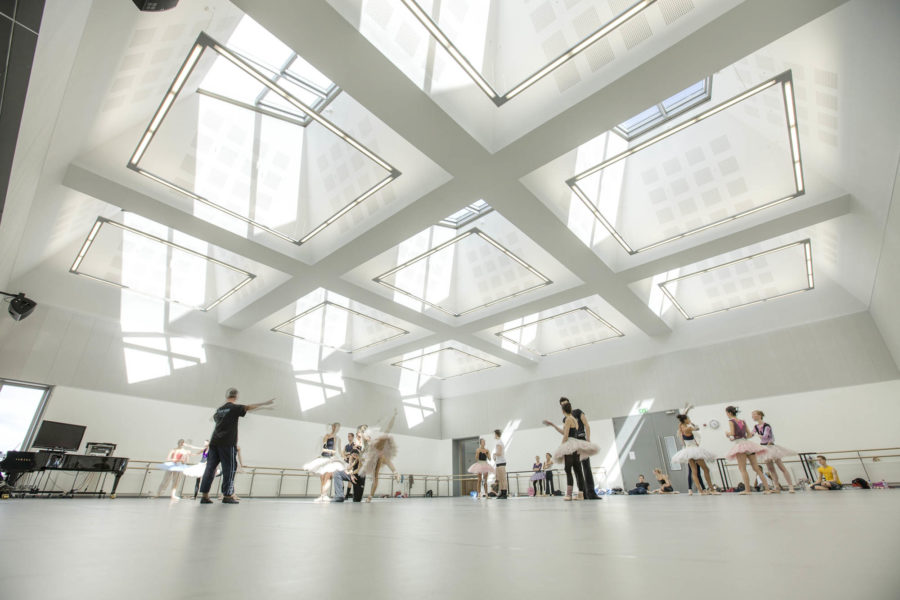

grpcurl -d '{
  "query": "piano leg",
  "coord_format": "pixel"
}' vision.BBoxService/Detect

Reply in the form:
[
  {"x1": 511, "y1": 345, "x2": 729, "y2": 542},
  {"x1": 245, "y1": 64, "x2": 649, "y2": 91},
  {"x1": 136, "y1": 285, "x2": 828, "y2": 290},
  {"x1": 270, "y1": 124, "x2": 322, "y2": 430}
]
[{"x1": 110, "y1": 472, "x2": 123, "y2": 499}]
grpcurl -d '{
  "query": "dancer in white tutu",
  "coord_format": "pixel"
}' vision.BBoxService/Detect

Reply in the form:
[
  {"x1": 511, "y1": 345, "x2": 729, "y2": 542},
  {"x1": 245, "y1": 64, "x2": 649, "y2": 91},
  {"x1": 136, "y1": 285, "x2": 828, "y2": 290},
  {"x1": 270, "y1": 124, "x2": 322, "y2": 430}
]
[
  {"x1": 725, "y1": 406, "x2": 772, "y2": 495},
  {"x1": 156, "y1": 439, "x2": 202, "y2": 499},
  {"x1": 467, "y1": 439, "x2": 494, "y2": 498},
  {"x1": 363, "y1": 410, "x2": 400, "y2": 502},
  {"x1": 670, "y1": 407, "x2": 720, "y2": 496},
  {"x1": 751, "y1": 410, "x2": 796, "y2": 493},
  {"x1": 544, "y1": 402, "x2": 599, "y2": 501},
  {"x1": 303, "y1": 423, "x2": 346, "y2": 503}
]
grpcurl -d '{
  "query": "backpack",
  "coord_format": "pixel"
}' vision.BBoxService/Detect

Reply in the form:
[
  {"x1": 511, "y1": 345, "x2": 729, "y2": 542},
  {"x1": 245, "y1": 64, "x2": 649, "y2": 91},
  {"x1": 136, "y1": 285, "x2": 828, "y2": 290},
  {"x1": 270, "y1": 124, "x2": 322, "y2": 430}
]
[{"x1": 851, "y1": 478, "x2": 870, "y2": 489}]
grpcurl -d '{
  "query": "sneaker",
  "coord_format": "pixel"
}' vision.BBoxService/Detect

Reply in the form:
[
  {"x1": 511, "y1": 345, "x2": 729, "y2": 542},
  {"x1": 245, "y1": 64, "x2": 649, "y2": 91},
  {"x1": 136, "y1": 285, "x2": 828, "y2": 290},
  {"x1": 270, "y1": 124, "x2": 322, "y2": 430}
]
[
  {"x1": 199, "y1": 497, "x2": 213, "y2": 504},
  {"x1": 222, "y1": 497, "x2": 240, "y2": 504}
]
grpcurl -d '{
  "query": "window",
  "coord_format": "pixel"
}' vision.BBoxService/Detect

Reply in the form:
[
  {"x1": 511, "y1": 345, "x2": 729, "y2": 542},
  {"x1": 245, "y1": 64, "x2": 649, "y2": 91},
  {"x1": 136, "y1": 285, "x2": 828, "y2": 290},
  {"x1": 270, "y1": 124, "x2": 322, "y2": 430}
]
[
  {"x1": 614, "y1": 78, "x2": 712, "y2": 140},
  {"x1": 437, "y1": 199, "x2": 493, "y2": 229},
  {"x1": 252, "y1": 53, "x2": 341, "y2": 126},
  {"x1": 0, "y1": 379, "x2": 52, "y2": 453}
]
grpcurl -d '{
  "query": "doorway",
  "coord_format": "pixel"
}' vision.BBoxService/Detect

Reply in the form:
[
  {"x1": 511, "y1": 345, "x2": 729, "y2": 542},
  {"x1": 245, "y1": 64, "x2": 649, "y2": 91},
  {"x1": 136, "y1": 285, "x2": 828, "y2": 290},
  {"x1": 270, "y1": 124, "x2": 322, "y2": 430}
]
[
  {"x1": 452, "y1": 437, "x2": 480, "y2": 497},
  {"x1": 613, "y1": 410, "x2": 696, "y2": 493}
]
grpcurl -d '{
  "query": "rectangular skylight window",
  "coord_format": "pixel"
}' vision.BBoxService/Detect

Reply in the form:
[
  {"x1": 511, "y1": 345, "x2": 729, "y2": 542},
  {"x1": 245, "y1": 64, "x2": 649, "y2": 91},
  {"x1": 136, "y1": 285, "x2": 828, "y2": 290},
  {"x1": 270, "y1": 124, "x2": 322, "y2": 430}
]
[
  {"x1": 271, "y1": 300, "x2": 409, "y2": 352},
  {"x1": 400, "y1": 0, "x2": 657, "y2": 106},
  {"x1": 614, "y1": 78, "x2": 712, "y2": 140},
  {"x1": 496, "y1": 307, "x2": 623, "y2": 356},
  {"x1": 569, "y1": 71, "x2": 804, "y2": 254},
  {"x1": 374, "y1": 228, "x2": 552, "y2": 317},
  {"x1": 392, "y1": 346, "x2": 499, "y2": 379},
  {"x1": 127, "y1": 32, "x2": 400, "y2": 246},
  {"x1": 69, "y1": 217, "x2": 255, "y2": 311},
  {"x1": 437, "y1": 199, "x2": 494, "y2": 229},
  {"x1": 658, "y1": 239, "x2": 814, "y2": 319}
]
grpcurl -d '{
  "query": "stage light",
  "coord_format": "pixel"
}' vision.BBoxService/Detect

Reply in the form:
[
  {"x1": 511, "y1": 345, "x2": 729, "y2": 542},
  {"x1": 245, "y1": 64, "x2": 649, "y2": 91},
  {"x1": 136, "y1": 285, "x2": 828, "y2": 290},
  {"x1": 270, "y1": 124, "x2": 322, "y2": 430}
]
[{"x1": 1, "y1": 291, "x2": 37, "y2": 321}]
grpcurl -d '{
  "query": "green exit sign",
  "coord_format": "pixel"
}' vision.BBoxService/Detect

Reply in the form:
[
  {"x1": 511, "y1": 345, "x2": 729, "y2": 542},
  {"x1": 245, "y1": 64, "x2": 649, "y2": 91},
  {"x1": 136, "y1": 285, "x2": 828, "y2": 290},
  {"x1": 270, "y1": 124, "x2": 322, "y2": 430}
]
[{"x1": 638, "y1": 408, "x2": 648, "y2": 414}]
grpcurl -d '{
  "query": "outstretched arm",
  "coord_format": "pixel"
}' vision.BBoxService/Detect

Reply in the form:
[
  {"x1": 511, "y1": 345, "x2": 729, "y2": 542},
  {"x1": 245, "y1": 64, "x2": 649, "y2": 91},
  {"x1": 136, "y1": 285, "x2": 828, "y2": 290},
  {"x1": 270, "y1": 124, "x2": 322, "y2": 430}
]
[
  {"x1": 542, "y1": 420, "x2": 564, "y2": 435},
  {"x1": 246, "y1": 398, "x2": 276, "y2": 412},
  {"x1": 383, "y1": 409, "x2": 398, "y2": 434}
]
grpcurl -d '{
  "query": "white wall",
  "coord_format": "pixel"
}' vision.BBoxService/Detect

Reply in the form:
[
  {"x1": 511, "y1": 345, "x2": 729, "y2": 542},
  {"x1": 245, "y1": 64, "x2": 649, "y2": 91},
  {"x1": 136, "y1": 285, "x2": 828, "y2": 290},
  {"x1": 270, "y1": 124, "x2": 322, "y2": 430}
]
[{"x1": 870, "y1": 162, "x2": 900, "y2": 370}]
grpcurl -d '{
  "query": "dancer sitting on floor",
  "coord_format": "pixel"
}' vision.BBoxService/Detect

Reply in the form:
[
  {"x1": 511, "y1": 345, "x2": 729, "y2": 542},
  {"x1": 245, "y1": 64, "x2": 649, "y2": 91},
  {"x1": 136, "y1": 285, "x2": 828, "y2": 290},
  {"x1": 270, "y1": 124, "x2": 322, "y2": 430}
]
[
  {"x1": 531, "y1": 456, "x2": 545, "y2": 497},
  {"x1": 809, "y1": 455, "x2": 842, "y2": 491},
  {"x1": 725, "y1": 406, "x2": 772, "y2": 495},
  {"x1": 670, "y1": 405, "x2": 719, "y2": 496},
  {"x1": 628, "y1": 474, "x2": 651, "y2": 495},
  {"x1": 363, "y1": 410, "x2": 400, "y2": 502},
  {"x1": 467, "y1": 438, "x2": 494, "y2": 499},
  {"x1": 651, "y1": 468, "x2": 678, "y2": 494},
  {"x1": 545, "y1": 401, "x2": 599, "y2": 501},
  {"x1": 751, "y1": 410, "x2": 796, "y2": 493},
  {"x1": 303, "y1": 422, "x2": 347, "y2": 503}
]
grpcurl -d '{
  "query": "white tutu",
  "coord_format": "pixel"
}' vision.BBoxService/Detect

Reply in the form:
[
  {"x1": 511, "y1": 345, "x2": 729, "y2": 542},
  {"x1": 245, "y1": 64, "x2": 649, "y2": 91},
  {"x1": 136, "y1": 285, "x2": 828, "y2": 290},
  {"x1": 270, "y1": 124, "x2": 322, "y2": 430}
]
[
  {"x1": 552, "y1": 439, "x2": 600, "y2": 462},
  {"x1": 157, "y1": 461, "x2": 188, "y2": 472},
  {"x1": 467, "y1": 461, "x2": 495, "y2": 475},
  {"x1": 671, "y1": 446, "x2": 717, "y2": 464},
  {"x1": 182, "y1": 462, "x2": 211, "y2": 478},
  {"x1": 530, "y1": 472, "x2": 545, "y2": 481},
  {"x1": 759, "y1": 444, "x2": 796, "y2": 461},
  {"x1": 370, "y1": 434, "x2": 398, "y2": 461},
  {"x1": 726, "y1": 440, "x2": 768, "y2": 460},
  {"x1": 303, "y1": 456, "x2": 346, "y2": 475}
]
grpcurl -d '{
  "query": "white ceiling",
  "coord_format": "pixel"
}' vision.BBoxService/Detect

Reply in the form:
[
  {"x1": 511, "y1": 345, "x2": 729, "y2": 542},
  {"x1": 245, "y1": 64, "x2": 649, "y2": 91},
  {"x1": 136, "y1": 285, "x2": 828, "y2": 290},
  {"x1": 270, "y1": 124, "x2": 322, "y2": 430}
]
[{"x1": 3, "y1": 0, "x2": 899, "y2": 398}]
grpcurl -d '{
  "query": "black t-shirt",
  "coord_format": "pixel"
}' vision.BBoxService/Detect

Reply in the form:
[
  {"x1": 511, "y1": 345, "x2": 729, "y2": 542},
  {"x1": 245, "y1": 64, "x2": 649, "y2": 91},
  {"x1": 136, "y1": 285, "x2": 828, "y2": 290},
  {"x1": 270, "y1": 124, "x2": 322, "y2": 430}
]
[
  {"x1": 636, "y1": 481, "x2": 650, "y2": 490},
  {"x1": 572, "y1": 408, "x2": 587, "y2": 439},
  {"x1": 209, "y1": 402, "x2": 247, "y2": 446}
]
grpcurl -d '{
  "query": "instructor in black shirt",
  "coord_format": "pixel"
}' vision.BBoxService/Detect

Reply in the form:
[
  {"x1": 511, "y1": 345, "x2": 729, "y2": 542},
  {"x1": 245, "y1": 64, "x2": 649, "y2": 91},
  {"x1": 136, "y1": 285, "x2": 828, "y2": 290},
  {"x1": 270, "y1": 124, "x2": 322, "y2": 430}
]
[{"x1": 199, "y1": 388, "x2": 274, "y2": 505}]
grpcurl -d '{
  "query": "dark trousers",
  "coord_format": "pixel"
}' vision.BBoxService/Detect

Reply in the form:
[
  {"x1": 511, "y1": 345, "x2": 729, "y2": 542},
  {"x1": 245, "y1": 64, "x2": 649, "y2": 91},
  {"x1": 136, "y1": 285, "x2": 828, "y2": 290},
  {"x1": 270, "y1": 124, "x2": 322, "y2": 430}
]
[
  {"x1": 200, "y1": 444, "x2": 236, "y2": 496},
  {"x1": 581, "y1": 456, "x2": 598, "y2": 498},
  {"x1": 352, "y1": 475, "x2": 366, "y2": 502},
  {"x1": 688, "y1": 464, "x2": 706, "y2": 490},
  {"x1": 564, "y1": 454, "x2": 585, "y2": 493},
  {"x1": 533, "y1": 477, "x2": 543, "y2": 495},
  {"x1": 544, "y1": 471, "x2": 556, "y2": 495}
]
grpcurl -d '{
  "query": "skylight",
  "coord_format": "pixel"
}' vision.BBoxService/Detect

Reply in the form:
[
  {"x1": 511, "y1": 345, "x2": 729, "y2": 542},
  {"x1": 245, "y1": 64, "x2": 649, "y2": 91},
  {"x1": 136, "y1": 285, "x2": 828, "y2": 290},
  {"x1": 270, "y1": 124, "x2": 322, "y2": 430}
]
[
  {"x1": 437, "y1": 199, "x2": 493, "y2": 229},
  {"x1": 614, "y1": 78, "x2": 712, "y2": 140},
  {"x1": 252, "y1": 53, "x2": 341, "y2": 126}
]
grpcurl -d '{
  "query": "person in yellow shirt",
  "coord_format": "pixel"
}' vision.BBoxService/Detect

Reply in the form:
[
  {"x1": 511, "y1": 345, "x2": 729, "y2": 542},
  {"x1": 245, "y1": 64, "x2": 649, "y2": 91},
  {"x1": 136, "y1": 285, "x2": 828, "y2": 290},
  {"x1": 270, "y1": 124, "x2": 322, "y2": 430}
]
[{"x1": 810, "y1": 455, "x2": 842, "y2": 490}]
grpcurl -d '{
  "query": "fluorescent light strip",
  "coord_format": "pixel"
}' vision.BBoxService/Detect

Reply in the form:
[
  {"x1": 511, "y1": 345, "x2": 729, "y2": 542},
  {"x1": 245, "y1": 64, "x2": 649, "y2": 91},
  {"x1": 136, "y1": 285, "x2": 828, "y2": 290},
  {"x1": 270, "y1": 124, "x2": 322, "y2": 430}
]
[
  {"x1": 298, "y1": 173, "x2": 398, "y2": 243},
  {"x1": 391, "y1": 347, "x2": 500, "y2": 379},
  {"x1": 69, "y1": 217, "x2": 255, "y2": 311},
  {"x1": 659, "y1": 239, "x2": 814, "y2": 319},
  {"x1": 495, "y1": 306, "x2": 624, "y2": 356},
  {"x1": 197, "y1": 88, "x2": 311, "y2": 127},
  {"x1": 377, "y1": 230, "x2": 476, "y2": 280},
  {"x1": 568, "y1": 72, "x2": 804, "y2": 254},
  {"x1": 271, "y1": 300, "x2": 409, "y2": 352}
]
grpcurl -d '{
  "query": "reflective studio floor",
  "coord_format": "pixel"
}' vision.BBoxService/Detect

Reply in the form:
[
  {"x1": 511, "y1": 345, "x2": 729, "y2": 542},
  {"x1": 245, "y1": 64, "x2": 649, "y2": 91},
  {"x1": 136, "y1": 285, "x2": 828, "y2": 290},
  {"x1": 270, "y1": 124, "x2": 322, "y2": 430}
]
[{"x1": 2, "y1": 491, "x2": 899, "y2": 600}]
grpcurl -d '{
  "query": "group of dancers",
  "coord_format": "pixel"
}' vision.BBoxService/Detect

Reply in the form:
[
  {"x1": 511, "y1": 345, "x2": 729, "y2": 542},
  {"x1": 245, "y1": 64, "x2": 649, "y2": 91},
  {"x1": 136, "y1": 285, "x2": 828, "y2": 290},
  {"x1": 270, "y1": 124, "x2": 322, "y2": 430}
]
[{"x1": 302, "y1": 410, "x2": 400, "y2": 503}]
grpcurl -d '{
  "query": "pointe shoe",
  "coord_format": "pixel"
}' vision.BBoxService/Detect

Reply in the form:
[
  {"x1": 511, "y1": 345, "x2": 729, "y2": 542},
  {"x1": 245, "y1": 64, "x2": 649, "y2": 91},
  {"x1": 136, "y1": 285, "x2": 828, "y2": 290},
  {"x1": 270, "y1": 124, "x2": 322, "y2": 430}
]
[
  {"x1": 563, "y1": 496, "x2": 573, "y2": 501},
  {"x1": 365, "y1": 497, "x2": 372, "y2": 503},
  {"x1": 577, "y1": 492, "x2": 584, "y2": 500},
  {"x1": 788, "y1": 487, "x2": 796, "y2": 494},
  {"x1": 688, "y1": 490, "x2": 694, "y2": 496}
]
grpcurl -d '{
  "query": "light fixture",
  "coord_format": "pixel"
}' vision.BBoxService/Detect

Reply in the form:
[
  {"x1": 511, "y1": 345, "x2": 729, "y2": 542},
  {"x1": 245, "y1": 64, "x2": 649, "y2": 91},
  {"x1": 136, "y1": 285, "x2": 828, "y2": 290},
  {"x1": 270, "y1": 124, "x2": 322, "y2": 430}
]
[
  {"x1": 127, "y1": 32, "x2": 401, "y2": 246},
  {"x1": 657, "y1": 239, "x2": 814, "y2": 320},
  {"x1": 1, "y1": 291, "x2": 37, "y2": 321},
  {"x1": 495, "y1": 306, "x2": 623, "y2": 356},
  {"x1": 400, "y1": 0, "x2": 656, "y2": 106},
  {"x1": 567, "y1": 71, "x2": 804, "y2": 254},
  {"x1": 271, "y1": 300, "x2": 409, "y2": 352},
  {"x1": 391, "y1": 346, "x2": 500, "y2": 379},
  {"x1": 69, "y1": 217, "x2": 256, "y2": 311},
  {"x1": 373, "y1": 228, "x2": 552, "y2": 317}
]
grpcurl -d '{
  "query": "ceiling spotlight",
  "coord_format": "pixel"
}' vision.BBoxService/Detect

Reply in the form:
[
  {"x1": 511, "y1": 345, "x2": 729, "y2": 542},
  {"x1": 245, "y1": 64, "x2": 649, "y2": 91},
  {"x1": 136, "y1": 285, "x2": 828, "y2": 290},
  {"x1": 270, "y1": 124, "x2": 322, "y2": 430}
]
[{"x1": 1, "y1": 291, "x2": 37, "y2": 321}]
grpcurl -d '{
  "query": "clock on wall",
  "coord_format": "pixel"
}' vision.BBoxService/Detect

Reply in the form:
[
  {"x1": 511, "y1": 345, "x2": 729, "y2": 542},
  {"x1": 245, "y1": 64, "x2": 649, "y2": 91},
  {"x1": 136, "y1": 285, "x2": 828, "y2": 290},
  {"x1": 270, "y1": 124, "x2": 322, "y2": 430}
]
[{"x1": 708, "y1": 419, "x2": 720, "y2": 430}]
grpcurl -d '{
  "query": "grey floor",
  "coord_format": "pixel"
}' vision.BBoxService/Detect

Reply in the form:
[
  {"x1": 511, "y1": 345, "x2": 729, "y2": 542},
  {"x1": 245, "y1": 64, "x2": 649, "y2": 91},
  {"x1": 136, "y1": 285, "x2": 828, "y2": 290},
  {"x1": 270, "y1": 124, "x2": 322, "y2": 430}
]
[{"x1": 2, "y1": 491, "x2": 899, "y2": 600}]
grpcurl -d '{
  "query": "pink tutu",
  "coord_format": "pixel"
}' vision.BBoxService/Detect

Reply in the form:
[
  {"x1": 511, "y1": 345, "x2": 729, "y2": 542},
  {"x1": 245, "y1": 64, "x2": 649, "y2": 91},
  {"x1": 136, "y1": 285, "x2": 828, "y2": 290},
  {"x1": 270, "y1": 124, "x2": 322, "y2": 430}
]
[
  {"x1": 759, "y1": 444, "x2": 796, "y2": 461},
  {"x1": 552, "y1": 439, "x2": 600, "y2": 462},
  {"x1": 726, "y1": 440, "x2": 768, "y2": 460},
  {"x1": 468, "y1": 461, "x2": 495, "y2": 475},
  {"x1": 530, "y1": 472, "x2": 545, "y2": 481}
]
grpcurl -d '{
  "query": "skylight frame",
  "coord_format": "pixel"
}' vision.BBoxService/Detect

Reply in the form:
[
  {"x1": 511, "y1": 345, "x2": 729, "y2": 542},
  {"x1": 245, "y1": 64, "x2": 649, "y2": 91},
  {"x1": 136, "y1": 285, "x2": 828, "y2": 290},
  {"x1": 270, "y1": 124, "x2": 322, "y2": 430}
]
[
  {"x1": 270, "y1": 300, "x2": 410, "y2": 352},
  {"x1": 69, "y1": 217, "x2": 256, "y2": 312},
  {"x1": 399, "y1": 0, "x2": 657, "y2": 107},
  {"x1": 250, "y1": 51, "x2": 342, "y2": 127},
  {"x1": 373, "y1": 228, "x2": 553, "y2": 317},
  {"x1": 495, "y1": 307, "x2": 624, "y2": 356},
  {"x1": 567, "y1": 71, "x2": 805, "y2": 255},
  {"x1": 613, "y1": 77, "x2": 712, "y2": 140},
  {"x1": 127, "y1": 32, "x2": 400, "y2": 246},
  {"x1": 657, "y1": 239, "x2": 814, "y2": 320},
  {"x1": 391, "y1": 347, "x2": 500, "y2": 379},
  {"x1": 437, "y1": 200, "x2": 494, "y2": 229}
]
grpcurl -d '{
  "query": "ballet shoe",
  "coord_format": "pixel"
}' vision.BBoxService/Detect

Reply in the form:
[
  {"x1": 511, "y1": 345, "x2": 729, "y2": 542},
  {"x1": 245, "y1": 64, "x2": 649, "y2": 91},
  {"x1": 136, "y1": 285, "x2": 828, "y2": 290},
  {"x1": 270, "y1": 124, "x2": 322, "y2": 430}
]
[
  {"x1": 738, "y1": 491, "x2": 750, "y2": 495},
  {"x1": 563, "y1": 496, "x2": 573, "y2": 501},
  {"x1": 688, "y1": 490, "x2": 693, "y2": 496},
  {"x1": 788, "y1": 487, "x2": 796, "y2": 494}
]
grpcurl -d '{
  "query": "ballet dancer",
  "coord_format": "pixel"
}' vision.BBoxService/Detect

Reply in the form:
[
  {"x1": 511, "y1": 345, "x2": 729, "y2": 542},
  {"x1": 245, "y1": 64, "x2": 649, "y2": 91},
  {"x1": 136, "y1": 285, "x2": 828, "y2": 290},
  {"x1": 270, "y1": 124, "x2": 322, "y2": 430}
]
[
  {"x1": 544, "y1": 402, "x2": 599, "y2": 501},
  {"x1": 543, "y1": 453, "x2": 555, "y2": 496},
  {"x1": 303, "y1": 423, "x2": 347, "y2": 503},
  {"x1": 342, "y1": 431, "x2": 356, "y2": 500},
  {"x1": 198, "y1": 388, "x2": 274, "y2": 505},
  {"x1": 156, "y1": 439, "x2": 201, "y2": 499},
  {"x1": 467, "y1": 438, "x2": 494, "y2": 498},
  {"x1": 492, "y1": 429, "x2": 508, "y2": 499},
  {"x1": 751, "y1": 410, "x2": 796, "y2": 493},
  {"x1": 670, "y1": 406, "x2": 719, "y2": 495},
  {"x1": 559, "y1": 397, "x2": 600, "y2": 500},
  {"x1": 531, "y1": 456, "x2": 545, "y2": 497},
  {"x1": 724, "y1": 406, "x2": 772, "y2": 495},
  {"x1": 363, "y1": 410, "x2": 400, "y2": 502},
  {"x1": 651, "y1": 468, "x2": 677, "y2": 494}
]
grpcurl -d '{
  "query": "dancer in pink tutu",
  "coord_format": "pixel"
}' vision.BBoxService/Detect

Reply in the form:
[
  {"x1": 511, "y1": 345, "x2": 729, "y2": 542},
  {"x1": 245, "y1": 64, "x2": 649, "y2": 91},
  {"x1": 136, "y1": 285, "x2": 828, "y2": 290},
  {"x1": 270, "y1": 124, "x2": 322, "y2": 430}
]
[
  {"x1": 544, "y1": 402, "x2": 599, "y2": 501},
  {"x1": 670, "y1": 406, "x2": 720, "y2": 495},
  {"x1": 751, "y1": 410, "x2": 796, "y2": 493},
  {"x1": 303, "y1": 423, "x2": 346, "y2": 503},
  {"x1": 467, "y1": 438, "x2": 494, "y2": 498},
  {"x1": 725, "y1": 406, "x2": 772, "y2": 494},
  {"x1": 363, "y1": 410, "x2": 400, "y2": 502}
]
